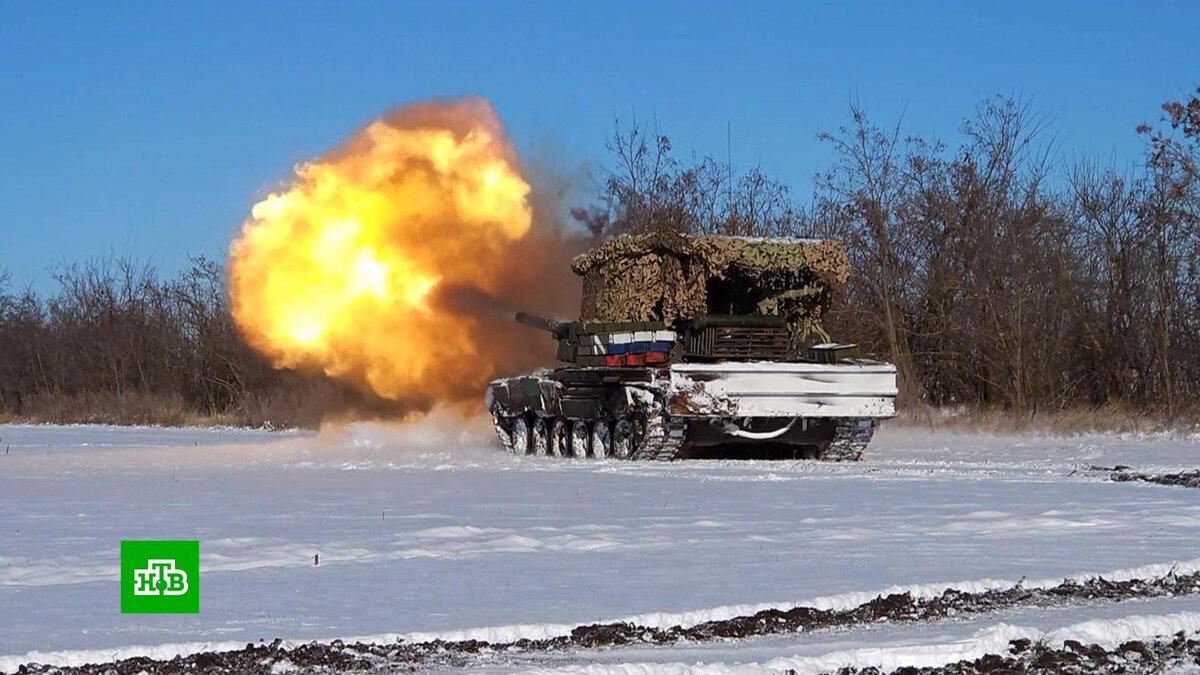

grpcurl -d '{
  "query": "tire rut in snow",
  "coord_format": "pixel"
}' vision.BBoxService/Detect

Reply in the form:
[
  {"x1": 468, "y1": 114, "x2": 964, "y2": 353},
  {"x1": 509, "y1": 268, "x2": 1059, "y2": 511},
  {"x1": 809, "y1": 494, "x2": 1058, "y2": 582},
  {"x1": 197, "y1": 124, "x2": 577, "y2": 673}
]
[
  {"x1": 834, "y1": 631, "x2": 1200, "y2": 675},
  {"x1": 15, "y1": 570, "x2": 1200, "y2": 674}
]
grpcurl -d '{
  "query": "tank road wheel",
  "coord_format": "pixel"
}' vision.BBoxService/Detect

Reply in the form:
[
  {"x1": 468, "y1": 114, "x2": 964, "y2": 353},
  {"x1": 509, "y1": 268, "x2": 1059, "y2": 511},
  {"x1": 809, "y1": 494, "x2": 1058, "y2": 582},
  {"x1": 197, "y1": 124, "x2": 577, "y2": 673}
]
[
  {"x1": 549, "y1": 418, "x2": 570, "y2": 457},
  {"x1": 591, "y1": 421, "x2": 612, "y2": 459},
  {"x1": 530, "y1": 416, "x2": 550, "y2": 456},
  {"x1": 510, "y1": 415, "x2": 531, "y2": 456},
  {"x1": 611, "y1": 418, "x2": 635, "y2": 459},
  {"x1": 569, "y1": 420, "x2": 590, "y2": 458},
  {"x1": 549, "y1": 417, "x2": 573, "y2": 454}
]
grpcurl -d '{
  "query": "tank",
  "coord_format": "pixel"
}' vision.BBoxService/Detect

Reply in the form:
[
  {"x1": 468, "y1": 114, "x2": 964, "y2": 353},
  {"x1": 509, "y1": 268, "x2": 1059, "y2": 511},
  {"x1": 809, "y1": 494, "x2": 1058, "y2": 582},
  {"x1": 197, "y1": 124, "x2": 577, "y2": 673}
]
[{"x1": 486, "y1": 233, "x2": 898, "y2": 460}]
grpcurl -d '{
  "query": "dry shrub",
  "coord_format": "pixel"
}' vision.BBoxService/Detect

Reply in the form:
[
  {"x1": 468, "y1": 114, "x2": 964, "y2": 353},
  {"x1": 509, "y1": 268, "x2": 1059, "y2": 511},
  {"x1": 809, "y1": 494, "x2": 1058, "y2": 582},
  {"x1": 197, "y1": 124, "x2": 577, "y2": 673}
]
[{"x1": 16, "y1": 391, "x2": 235, "y2": 427}]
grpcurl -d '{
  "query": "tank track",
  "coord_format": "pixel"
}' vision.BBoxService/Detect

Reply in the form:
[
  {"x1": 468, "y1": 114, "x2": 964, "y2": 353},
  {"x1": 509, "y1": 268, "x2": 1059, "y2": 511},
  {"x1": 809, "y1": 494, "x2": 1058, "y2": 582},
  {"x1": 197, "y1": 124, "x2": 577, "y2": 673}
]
[
  {"x1": 631, "y1": 413, "x2": 688, "y2": 461},
  {"x1": 823, "y1": 417, "x2": 875, "y2": 461},
  {"x1": 493, "y1": 411, "x2": 874, "y2": 462},
  {"x1": 491, "y1": 414, "x2": 515, "y2": 454}
]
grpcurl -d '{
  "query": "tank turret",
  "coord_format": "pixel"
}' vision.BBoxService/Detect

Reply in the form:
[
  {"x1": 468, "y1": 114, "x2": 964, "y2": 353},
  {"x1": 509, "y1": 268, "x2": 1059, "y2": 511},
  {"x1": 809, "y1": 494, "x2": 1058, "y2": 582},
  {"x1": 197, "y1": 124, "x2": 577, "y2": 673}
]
[{"x1": 514, "y1": 310, "x2": 678, "y2": 367}]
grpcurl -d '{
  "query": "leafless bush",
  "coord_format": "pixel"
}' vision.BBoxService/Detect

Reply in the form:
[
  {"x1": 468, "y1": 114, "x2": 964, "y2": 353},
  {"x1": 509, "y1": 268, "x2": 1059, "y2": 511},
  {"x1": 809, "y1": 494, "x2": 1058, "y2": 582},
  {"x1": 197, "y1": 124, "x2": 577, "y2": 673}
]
[
  {"x1": 573, "y1": 117, "x2": 805, "y2": 239},
  {"x1": 0, "y1": 256, "x2": 375, "y2": 428}
]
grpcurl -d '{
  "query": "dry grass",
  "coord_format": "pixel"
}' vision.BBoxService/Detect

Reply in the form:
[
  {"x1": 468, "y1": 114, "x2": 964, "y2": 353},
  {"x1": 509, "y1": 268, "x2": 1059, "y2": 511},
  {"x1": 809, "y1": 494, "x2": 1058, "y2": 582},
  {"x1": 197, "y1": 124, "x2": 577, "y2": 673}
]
[
  {"x1": 897, "y1": 403, "x2": 1200, "y2": 437},
  {"x1": 12, "y1": 391, "x2": 247, "y2": 428},
  {"x1": 7, "y1": 390, "x2": 330, "y2": 429},
  {"x1": 2, "y1": 379, "x2": 416, "y2": 430}
]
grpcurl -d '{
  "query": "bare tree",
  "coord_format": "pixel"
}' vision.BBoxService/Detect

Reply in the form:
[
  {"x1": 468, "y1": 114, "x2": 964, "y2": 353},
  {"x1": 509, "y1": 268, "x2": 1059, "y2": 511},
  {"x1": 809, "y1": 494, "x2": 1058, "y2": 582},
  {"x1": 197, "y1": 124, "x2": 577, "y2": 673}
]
[
  {"x1": 813, "y1": 102, "x2": 921, "y2": 403},
  {"x1": 578, "y1": 118, "x2": 806, "y2": 240}
]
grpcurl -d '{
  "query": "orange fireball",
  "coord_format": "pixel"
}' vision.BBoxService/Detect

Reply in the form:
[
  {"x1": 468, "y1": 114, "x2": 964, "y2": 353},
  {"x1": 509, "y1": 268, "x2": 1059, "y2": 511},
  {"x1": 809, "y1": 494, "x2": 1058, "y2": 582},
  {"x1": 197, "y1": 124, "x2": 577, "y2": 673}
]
[{"x1": 228, "y1": 98, "x2": 532, "y2": 405}]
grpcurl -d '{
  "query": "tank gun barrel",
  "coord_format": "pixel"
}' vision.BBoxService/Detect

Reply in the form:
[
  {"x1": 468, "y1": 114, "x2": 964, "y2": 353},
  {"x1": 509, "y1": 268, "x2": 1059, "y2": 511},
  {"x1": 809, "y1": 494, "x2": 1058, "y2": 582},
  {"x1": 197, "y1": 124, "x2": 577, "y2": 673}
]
[{"x1": 515, "y1": 312, "x2": 571, "y2": 338}]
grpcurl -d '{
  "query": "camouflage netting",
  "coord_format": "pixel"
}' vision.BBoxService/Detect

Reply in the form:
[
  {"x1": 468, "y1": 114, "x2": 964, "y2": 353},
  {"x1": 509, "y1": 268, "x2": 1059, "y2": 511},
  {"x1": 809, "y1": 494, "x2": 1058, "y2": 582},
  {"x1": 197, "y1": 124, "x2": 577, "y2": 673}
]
[{"x1": 571, "y1": 233, "x2": 850, "y2": 339}]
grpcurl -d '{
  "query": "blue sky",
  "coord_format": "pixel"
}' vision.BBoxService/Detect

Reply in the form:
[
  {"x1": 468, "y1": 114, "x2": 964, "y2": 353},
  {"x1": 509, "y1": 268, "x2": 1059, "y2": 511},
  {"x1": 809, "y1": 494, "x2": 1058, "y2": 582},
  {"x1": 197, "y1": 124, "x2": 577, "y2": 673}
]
[{"x1": 1, "y1": 1, "x2": 1197, "y2": 289}]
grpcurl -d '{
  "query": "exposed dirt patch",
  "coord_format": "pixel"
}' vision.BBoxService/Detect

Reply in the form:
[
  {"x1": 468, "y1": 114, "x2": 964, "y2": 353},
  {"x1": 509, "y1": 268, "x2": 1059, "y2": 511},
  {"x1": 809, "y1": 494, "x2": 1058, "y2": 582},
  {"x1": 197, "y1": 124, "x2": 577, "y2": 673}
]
[
  {"x1": 1112, "y1": 468, "x2": 1200, "y2": 489},
  {"x1": 832, "y1": 631, "x2": 1200, "y2": 674},
  {"x1": 15, "y1": 571, "x2": 1200, "y2": 674}
]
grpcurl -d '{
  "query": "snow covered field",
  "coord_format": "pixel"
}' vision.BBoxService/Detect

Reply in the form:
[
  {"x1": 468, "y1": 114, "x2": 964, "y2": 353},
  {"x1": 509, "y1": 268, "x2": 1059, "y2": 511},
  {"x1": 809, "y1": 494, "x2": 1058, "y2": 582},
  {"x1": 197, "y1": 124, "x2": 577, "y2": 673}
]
[{"x1": 1, "y1": 419, "x2": 1199, "y2": 672}]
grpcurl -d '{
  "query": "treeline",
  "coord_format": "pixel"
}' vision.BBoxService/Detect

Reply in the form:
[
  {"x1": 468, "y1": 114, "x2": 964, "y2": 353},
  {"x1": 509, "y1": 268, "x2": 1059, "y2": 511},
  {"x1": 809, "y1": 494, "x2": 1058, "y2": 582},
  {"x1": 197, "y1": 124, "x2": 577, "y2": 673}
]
[
  {"x1": 581, "y1": 88, "x2": 1200, "y2": 416},
  {"x1": 2, "y1": 88, "x2": 1197, "y2": 426},
  {"x1": 0, "y1": 257, "x2": 370, "y2": 427}
]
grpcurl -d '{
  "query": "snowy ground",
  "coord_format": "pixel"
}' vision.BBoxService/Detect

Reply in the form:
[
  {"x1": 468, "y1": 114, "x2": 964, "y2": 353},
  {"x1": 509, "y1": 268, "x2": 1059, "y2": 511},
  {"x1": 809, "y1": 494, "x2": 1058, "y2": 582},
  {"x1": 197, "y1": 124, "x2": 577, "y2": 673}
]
[
  {"x1": 464, "y1": 596, "x2": 1200, "y2": 674},
  {"x1": 1, "y1": 419, "x2": 1198, "y2": 672}
]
